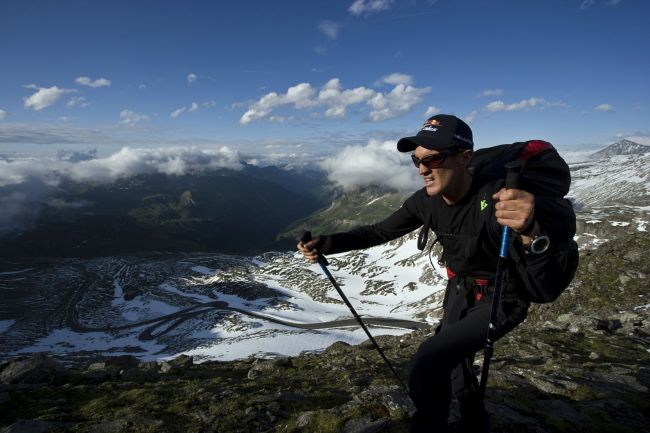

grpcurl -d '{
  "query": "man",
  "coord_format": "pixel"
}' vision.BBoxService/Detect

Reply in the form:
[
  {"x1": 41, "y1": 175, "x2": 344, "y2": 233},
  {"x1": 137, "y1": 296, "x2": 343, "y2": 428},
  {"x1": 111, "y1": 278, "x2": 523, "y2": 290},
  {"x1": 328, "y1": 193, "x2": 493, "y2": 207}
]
[{"x1": 297, "y1": 114, "x2": 575, "y2": 432}]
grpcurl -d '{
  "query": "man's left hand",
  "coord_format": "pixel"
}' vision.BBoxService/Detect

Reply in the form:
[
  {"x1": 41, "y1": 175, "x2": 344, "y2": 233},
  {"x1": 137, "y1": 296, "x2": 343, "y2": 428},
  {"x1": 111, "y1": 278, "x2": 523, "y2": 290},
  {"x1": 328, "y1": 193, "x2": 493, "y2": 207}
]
[{"x1": 492, "y1": 188, "x2": 535, "y2": 233}]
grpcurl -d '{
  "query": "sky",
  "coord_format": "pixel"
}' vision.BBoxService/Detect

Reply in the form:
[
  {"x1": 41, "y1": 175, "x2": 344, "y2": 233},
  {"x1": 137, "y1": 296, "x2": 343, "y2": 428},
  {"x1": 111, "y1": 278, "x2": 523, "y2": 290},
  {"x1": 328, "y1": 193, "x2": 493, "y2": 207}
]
[{"x1": 0, "y1": 0, "x2": 648, "y2": 164}]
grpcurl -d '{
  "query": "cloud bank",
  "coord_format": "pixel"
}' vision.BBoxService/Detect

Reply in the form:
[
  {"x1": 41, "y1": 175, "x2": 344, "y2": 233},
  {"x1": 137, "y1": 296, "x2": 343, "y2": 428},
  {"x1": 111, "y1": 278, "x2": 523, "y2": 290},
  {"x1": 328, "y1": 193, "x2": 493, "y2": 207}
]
[
  {"x1": 0, "y1": 146, "x2": 243, "y2": 188},
  {"x1": 0, "y1": 146, "x2": 244, "y2": 234},
  {"x1": 240, "y1": 76, "x2": 430, "y2": 125},
  {"x1": 320, "y1": 139, "x2": 420, "y2": 192}
]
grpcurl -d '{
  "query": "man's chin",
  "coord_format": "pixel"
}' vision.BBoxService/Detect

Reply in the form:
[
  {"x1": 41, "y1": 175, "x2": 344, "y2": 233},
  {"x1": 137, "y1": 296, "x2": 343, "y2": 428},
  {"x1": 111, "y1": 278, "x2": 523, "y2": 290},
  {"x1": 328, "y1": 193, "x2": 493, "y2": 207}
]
[{"x1": 425, "y1": 185, "x2": 440, "y2": 197}]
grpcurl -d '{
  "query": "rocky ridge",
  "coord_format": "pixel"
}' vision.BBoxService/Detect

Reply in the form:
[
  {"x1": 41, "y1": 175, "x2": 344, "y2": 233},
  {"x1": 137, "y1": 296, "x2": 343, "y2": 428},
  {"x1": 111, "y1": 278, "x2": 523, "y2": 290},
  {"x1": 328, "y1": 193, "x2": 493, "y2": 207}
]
[
  {"x1": 590, "y1": 139, "x2": 650, "y2": 158},
  {"x1": 1, "y1": 231, "x2": 648, "y2": 433}
]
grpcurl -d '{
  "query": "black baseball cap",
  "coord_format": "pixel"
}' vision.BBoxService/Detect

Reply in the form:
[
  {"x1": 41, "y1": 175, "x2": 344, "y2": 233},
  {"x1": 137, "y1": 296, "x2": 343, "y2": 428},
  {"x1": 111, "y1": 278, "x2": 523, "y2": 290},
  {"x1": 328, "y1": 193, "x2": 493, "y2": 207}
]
[{"x1": 397, "y1": 114, "x2": 473, "y2": 153}]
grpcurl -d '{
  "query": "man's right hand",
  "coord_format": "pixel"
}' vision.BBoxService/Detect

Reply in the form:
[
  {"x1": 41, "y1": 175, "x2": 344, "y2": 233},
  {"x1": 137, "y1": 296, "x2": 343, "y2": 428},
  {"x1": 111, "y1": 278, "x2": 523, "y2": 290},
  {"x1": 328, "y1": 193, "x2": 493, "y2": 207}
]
[{"x1": 297, "y1": 235, "x2": 331, "y2": 263}]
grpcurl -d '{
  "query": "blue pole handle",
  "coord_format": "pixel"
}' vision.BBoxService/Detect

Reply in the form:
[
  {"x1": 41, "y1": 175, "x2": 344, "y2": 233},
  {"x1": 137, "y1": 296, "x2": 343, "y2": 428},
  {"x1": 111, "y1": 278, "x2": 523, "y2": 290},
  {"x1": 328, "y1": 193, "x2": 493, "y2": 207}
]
[{"x1": 499, "y1": 226, "x2": 511, "y2": 258}]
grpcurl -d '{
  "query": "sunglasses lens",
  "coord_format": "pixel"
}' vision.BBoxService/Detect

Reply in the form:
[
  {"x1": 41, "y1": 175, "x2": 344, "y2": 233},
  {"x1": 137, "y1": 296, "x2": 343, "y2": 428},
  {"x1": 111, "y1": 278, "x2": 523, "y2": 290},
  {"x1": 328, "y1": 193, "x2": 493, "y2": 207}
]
[{"x1": 412, "y1": 153, "x2": 446, "y2": 168}]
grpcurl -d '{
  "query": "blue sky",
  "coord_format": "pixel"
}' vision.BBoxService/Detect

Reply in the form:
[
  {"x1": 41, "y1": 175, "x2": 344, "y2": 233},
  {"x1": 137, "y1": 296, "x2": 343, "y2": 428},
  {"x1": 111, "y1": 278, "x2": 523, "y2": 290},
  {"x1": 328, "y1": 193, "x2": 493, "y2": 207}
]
[{"x1": 0, "y1": 0, "x2": 648, "y2": 160}]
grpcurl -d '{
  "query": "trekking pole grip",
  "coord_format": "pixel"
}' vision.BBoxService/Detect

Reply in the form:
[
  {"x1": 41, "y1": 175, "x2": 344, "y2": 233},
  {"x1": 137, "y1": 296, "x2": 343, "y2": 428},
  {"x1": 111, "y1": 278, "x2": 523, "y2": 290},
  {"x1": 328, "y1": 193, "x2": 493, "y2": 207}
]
[
  {"x1": 300, "y1": 231, "x2": 329, "y2": 265},
  {"x1": 300, "y1": 231, "x2": 312, "y2": 244},
  {"x1": 504, "y1": 160, "x2": 525, "y2": 189}
]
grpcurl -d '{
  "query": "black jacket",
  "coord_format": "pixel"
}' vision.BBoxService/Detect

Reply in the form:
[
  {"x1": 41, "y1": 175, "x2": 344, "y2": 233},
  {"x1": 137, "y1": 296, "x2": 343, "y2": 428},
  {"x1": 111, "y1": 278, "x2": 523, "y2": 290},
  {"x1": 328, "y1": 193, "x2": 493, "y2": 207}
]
[{"x1": 327, "y1": 178, "x2": 578, "y2": 303}]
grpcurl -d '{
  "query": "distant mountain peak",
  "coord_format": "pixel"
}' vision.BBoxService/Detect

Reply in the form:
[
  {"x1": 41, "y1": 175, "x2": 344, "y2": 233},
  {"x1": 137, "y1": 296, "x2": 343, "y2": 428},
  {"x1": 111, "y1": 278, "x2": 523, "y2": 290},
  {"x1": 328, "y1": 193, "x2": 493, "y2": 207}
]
[{"x1": 591, "y1": 139, "x2": 650, "y2": 158}]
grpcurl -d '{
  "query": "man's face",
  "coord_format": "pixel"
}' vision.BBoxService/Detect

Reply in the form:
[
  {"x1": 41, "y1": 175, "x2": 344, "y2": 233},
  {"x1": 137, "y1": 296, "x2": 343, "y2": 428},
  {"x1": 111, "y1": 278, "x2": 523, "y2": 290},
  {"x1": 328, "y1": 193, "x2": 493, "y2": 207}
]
[{"x1": 413, "y1": 146, "x2": 465, "y2": 197}]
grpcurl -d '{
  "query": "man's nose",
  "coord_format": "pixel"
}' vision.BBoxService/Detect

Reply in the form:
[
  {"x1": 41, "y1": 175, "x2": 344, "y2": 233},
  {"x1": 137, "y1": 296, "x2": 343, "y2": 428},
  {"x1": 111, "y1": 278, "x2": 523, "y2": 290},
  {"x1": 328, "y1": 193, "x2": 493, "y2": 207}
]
[{"x1": 418, "y1": 162, "x2": 430, "y2": 175}]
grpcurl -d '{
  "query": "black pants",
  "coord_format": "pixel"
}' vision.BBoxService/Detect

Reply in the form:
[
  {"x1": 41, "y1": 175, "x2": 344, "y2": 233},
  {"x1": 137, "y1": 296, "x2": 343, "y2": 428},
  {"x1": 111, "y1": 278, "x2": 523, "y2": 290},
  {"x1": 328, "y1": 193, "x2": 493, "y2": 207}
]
[{"x1": 408, "y1": 277, "x2": 528, "y2": 432}]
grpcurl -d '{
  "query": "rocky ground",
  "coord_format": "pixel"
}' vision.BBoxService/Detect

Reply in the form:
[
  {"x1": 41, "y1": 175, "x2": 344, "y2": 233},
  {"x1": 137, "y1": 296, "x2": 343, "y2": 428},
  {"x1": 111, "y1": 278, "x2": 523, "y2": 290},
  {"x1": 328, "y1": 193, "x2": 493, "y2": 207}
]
[{"x1": 1, "y1": 231, "x2": 649, "y2": 433}]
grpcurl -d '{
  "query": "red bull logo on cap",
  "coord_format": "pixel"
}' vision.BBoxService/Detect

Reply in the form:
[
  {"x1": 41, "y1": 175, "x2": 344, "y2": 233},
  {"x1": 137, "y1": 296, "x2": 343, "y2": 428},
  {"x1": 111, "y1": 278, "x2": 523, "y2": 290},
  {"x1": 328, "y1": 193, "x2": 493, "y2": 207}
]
[{"x1": 421, "y1": 118, "x2": 442, "y2": 132}]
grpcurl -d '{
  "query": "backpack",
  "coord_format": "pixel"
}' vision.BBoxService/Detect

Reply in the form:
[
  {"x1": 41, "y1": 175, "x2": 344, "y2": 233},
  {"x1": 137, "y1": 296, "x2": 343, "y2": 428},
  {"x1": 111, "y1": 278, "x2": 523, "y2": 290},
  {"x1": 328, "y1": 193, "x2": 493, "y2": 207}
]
[
  {"x1": 468, "y1": 140, "x2": 571, "y2": 198},
  {"x1": 470, "y1": 140, "x2": 578, "y2": 303}
]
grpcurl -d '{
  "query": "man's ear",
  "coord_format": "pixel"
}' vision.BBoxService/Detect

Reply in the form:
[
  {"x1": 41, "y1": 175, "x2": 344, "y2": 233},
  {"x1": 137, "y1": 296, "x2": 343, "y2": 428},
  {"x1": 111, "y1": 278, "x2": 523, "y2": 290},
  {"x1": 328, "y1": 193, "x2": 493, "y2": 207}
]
[{"x1": 461, "y1": 150, "x2": 473, "y2": 167}]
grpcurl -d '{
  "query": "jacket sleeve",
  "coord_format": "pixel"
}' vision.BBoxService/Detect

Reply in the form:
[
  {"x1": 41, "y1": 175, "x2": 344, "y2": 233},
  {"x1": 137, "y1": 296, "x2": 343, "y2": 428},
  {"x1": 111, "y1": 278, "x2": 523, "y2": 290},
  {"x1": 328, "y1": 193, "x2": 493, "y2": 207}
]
[{"x1": 326, "y1": 190, "x2": 426, "y2": 255}]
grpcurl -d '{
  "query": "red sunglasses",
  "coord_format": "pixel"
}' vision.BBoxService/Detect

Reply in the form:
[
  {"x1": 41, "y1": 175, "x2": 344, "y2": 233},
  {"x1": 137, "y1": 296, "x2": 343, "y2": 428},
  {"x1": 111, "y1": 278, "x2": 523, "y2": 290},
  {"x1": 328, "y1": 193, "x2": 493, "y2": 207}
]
[{"x1": 410, "y1": 150, "x2": 461, "y2": 169}]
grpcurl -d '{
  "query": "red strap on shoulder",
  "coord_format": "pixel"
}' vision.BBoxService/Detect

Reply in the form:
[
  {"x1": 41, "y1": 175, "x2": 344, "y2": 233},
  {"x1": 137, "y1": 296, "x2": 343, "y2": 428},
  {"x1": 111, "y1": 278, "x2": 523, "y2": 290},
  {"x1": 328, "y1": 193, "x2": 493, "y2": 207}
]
[
  {"x1": 446, "y1": 268, "x2": 456, "y2": 280},
  {"x1": 517, "y1": 140, "x2": 553, "y2": 161}
]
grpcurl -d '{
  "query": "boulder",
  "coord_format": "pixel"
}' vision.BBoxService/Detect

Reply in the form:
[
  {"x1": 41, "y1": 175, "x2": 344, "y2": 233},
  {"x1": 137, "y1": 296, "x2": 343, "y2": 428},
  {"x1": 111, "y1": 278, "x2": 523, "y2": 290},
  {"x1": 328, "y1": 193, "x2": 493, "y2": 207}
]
[
  {"x1": 0, "y1": 354, "x2": 67, "y2": 385},
  {"x1": 160, "y1": 354, "x2": 194, "y2": 373},
  {"x1": 247, "y1": 357, "x2": 293, "y2": 380}
]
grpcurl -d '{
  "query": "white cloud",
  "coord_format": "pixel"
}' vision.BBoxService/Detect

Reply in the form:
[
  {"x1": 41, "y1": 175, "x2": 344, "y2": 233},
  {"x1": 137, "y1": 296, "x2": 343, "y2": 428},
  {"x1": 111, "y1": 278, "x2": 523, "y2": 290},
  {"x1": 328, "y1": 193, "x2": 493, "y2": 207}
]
[
  {"x1": 480, "y1": 89, "x2": 503, "y2": 97},
  {"x1": 240, "y1": 82, "x2": 317, "y2": 125},
  {"x1": 120, "y1": 109, "x2": 150, "y2": 125},
  {"x1": 424, "y1": 106, "x2": 441, "y2": 117},
  {"x1": 187, "y1": 73, "x2": 197, "y2": 84},
  {"x1": 319, "y1": 21, "x2": 340, "y2": 39},
  {"x1": 66, "y1": 96, "x2": 89, "y2": 108},
  {"x1": 320, "y1": 139, "x2": 420, "y2": 191},
  {"x1": 380, "y1": 73, "x2": 413, "y2": 86},
  {"x1": 367, "y1": 84, "x2": 431, "y2": 122},
  {"x1": 75, "y1": 76, "x2": 111, "y2": 88},
  {"x1": 240, "y1": 78, "x2": 430, "y2": 124},
  {"x1": 349, "y1": 0, "x2": 392, "y2": 15},
  {"x1": 485, "y1": 97, "x2": 549, "y2": 112},
  {"x1": 464, "y1": 111, "x2": 477, "y2": 124},
  {"x1": 172, "y1": 101, "x2": 211, "y2": 117},
  {"x1": 171, "y1": 107, "x2": 187, "y2": 118},
  {"x1": 318, "y1": 78, "x2": 376, "y2": 119},
  {"x1": 269, "y1": 115, "x2": 287, "y2": 123},
  {"x1": 23, "y1": 85, "x2": 76, "y2": 110},
  {"x1": 0, "y1": 146, "x2": 243, "y2": 188},
  {"x1": 594, "y1": 103, "x2": 615, "y2": 112},
  {"x1": 66, "y1": 146, "x2": 242, "y2": 181},
  {"x1": 0, "y1": 109, "x2": 7, "y2": 120}
]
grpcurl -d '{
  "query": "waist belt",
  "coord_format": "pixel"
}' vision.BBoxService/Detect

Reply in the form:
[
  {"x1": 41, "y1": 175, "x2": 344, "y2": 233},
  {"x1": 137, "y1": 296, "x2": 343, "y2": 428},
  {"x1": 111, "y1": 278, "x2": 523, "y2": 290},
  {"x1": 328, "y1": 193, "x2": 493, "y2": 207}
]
[
  {"x1": 446, "y1": 267, "x2": 493, "y2": 301},
  {"x1": 446, "y1": 267, "x2": 492, "y2": 285}
]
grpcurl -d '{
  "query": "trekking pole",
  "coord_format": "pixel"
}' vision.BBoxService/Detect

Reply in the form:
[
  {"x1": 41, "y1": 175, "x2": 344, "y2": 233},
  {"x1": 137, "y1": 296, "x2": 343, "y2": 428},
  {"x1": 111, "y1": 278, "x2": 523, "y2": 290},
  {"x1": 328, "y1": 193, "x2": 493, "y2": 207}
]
[
  {"x1": 478, "y1": 161, "x2": 525, "y2": 401},
  {"x1": 301, "y1": 232, "x2": 409, "y2": 393}
]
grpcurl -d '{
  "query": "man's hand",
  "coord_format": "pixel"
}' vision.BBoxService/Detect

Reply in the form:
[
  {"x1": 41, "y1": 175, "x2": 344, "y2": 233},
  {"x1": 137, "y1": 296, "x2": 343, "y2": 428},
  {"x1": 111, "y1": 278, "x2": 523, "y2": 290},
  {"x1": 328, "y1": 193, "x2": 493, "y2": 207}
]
[
  {"x1": 492, "y1": 188, "x2": 535, "y2": 233},
  {"x1": 297, "y1": 236, "x2": 332, "y2": 264}
]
